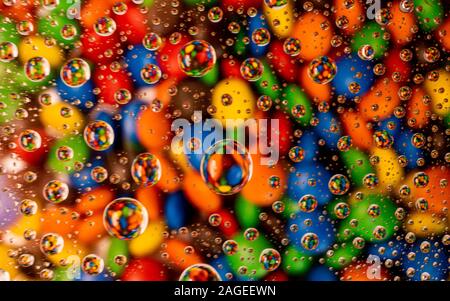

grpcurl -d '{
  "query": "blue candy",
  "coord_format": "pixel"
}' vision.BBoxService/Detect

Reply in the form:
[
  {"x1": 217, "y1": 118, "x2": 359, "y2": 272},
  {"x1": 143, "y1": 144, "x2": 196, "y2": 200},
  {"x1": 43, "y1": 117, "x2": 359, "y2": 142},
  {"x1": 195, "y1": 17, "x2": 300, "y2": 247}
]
[
  {"x1": 124, "y1": 45, "x2": 158, "y2": 87},
  {"x1": 332, "y1": 54, "x2": 375, "y2": 97}
]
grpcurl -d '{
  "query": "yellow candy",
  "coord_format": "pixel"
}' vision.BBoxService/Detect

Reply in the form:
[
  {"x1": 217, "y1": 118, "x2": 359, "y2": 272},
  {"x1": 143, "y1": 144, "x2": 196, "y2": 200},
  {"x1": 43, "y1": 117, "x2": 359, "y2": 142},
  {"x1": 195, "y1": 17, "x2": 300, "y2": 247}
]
[
  {"x1": 9, "y1": 211, "x2": 42, "y2": 237},
  {"x1": 211, "y1": 78, "x2": 255, "y2": 126},
  {"x1": 0, "y1": 244, "x2": 20, "y2": 279},
  {"x1": 370, "y1": 147, "x2": 404, "y2": 189},
  {"x1": 424, "y1": 69, "x2": 450, "y2": 117},
  {"x1": 263, "y1": 1, "x2": 294, "y2": 38},
  {"x1": 405, "y1": 212, "x2": 446, "y2": 238},
  {"x1": 19, "y1": 36, "x2": 64, "y2": 68},
  {"x1": 169, "y1": 139, "x2": 192, "y2": 173},
  {"x1": 129, "y1": 221, "x2": 164, "y2": 257},
  {"x1": 40, "y1": 101, "x2": 84, "y2": 137},
  {"x1": 47, "y1": 238, "x2": 87, "y2": 266}
]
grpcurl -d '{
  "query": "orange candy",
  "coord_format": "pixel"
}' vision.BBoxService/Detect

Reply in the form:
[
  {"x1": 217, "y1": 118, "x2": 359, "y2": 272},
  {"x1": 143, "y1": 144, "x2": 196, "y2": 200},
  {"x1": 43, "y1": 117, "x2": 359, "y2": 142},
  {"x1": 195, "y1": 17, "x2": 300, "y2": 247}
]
[
  {"x1": 241, "y1": 154, "x2": 286, "y2": 206},
  {"x1": 341, "y1": 261, "x2": 390, "y2": 281},
  {"x1": 409, "y1": 167, "x2": 449, "y2": 215},
  {"x1": 164, "y1": 239, "x2": 202, "y2": 270},
  {"x1": 41, "y1": 205, "x2": 79, "y2": 237},
  {"x1": 358, "y1": 78, "x2": 400, "y2": 121},
  {"x1": 76, "y1": 213, "x2": 106, "y2": 245},
  {"x1": 292, "y1": 12, "x2": 333, "y2": 61},
  {"x1": 436, "y1": 17, "x2": 450, "y2": 52},
  {"x1": 136, "y1": 186, "x2": 163, "y2": 221},
  {"x1": 340, "y1": 110, "x2": 373, "y2": 150},
  {"x1": 136, "y1": 108, "x2": 172, "y2": 150},
  {"x1": 155, "y1": 153, "x2": 182, "y2": 193},
  {"x1": 0, "y1": 1, "x2": 34, "y2": 22},
  {"x1": 75, "y1": 186, "x2": 114, "y2": 215},
  {"x1": 406, "y1": 87, "x2": 430, "y2": 129},
  {"x1": 333, "y1": 0, "x2": 364, "y2": 35},
  {"x1": 298, "y1": 64, "x2": 331, "y2": 103},
  {"x1": 155, "y1": 79, "x2": 178, "y2": 107},
  {"x1": 387, "y1": 0, "x2": 416, "y2": 45},
  {"x1": 80, "y1": 0, "x2": 117, "y2": 28},
  {"x1": 182, "y1": 170, "x2": 222, "y2": 213}
]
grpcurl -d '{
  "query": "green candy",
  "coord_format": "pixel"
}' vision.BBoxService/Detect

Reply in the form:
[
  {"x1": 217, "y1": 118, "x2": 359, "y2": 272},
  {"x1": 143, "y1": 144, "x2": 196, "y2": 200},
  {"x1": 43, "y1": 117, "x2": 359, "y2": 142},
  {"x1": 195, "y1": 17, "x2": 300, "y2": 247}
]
[
  {"x1": 38, "y1": 12, "x2": 80, "y2": 47},
  {"x1": 17, "y1": 68, "x2": 56, "y2": 94},
  {"x1": 326, "y1": 197, "x2": 347, "y2": 221},
  {"x1": 0, "y1": 89, "x2": 20, "y2": 124},
  {"x1": 351, "y1": 21, "x2": 389, "y2": 60},
  {"x1": 47, "y1": 135, "x2": 90, "y2": 174},
  {"x1": 200, "y1": 63, "x2": 219, "y2": 86},
  {"x1": 0, "y1": 62, "x2": 21, "y2": 90},
  {"x1": 235, "y1": 195, "x2": 261, "y2": 229},
  {"x1": 0, "y1": 18, "x2": 21, "y2": 45},
  {"x1": 414, "y1": 0, "x2": 443, "y2": 32},
  {"x1": 234, "y1": 31, "x2": 247, "y2": 56},
  {"x1": 341, "y1": 148, "x2": 375, "y2": 187},
  {"x1": 106, "y1": 238, "x2": 129, "y2": 276},
  {"x1": 344, "y1": 193, "x2": 399, "y2": 243},
  {"x1": 325, "y1": 242, "x2": 362, "y2": 270},
  {"x1": 255, "y1": 60, "x2": 281, "y2": 100},
  {"x1": 225, "y1": 232, "x2": 272, "y2": 280},
  {"x1": 282, "y1": 84, "x2": 312, "y2": 126},
  {"x1": 282, "y1": 245, "x2": 313, "y2": 276},
  {"x1": 184, "y1": 0, "x2": 217, "y2": 6},
  {"x1": 281, "y1": 195, "x2": 298, "y2": 219},
  {"x1": 444, "y1": 114, "x2": 450, "y2": 128}
]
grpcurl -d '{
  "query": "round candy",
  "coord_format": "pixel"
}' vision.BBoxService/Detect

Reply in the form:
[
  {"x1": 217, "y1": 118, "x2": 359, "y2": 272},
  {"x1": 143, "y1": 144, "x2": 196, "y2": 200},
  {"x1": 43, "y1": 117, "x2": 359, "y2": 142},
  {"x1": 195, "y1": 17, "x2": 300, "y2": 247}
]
[
  {"x1": 200, "y1": 139, "x2": 253, "y2": 195},
  {"x1": 90, "y1": 166, "x2": 108, "y2": 183},
  {"x1": 358, "y1": 44, "x2": 375, "y2": 61},
  {"x1": 103, "y1": 197, "x2": 148, "y2": 240},
  {"x1": 82, "y1": 254, "x2": 104, "y2": 276},
  {"x1": 363, "y1": 173, "x2": 379, "y2": 189},
  {"x1": 19, "y1": 199, "x2": 38, "y2": 216},
  {"x1": 178, "y1": 40, "x2": 216, "y2": 77},
  {"x1": 0, "y1": 41, "x2": 18, "y2": 62},
  {"x1": 24, "y1": 57, "x2": 50, "y2": 82},
  {"x1": 131, "y1": 153, "x2": 162, "y2": 187},
  {"x1": 307, "y1": 56, "x2": 337, "y2": 84},
  {"x1": 208, "y1": 7, "x2": 223, "y2": 23},
  {"x1": 288, "y1": 146, "x2": 305, "y2": 163},
  {"x1": 301, "y1": 232, "x2": 319, "y2": 250},
  {"x1": 283, "y1": 37, "x2": 301, "y2": 56},
  {"x1": 298, "y1": 194, "x2": 318, "y2": 213},
  {"x1": 256, "y1": 95, "x2": 273, "y2": 111},
  {"x1": 240, "y1": 58, "x2": 264, "y2": 81},
  {"x1": 83, "y1": 120, "x2": 115, "y2": 151},
  {"x1": 334, "y1": 202, "x2": 351, "y2": 219},
  {"x1": 60, "y1": 58, "x2": 91, "y2": 88},
  {"x1": 244, "y1": 228, "x2": 259, "y2": 241},
  {"x1": 413, "y1": 172, "x2": 429, "y2": 188},
  {"x1": 94, "y1": 16, "x2": 116, "y2": 37},
  {"x1": 42, "y1": 180, "x2": 69, "y2": 203},
  {"x1": 40, "y1": 233, "x2": 64, "y2": 255},
  {"x1": 373, "y1": 130, "x2": 394, "y2": 149},
  {"x1": 337, "y1": 136, "x2": 352, "y2": 152},
  {"x1": 179, "y1": 264, "x2": 222, "y2": 281},
  {"x1": 259, "y1": 248, "x2": 281, "y2": 272},
  {"x1": 328, "y1": 174, "x2": 350, "y2": 195},
  {"x1": 140, "y1": 63, "x2": 162, "y2": 84},
  {"x1": 264, "y1": 0, "x2": 288, "y2": 9},
  {"x1": 252, "y1": 28, "x2": 271, "y2": 46},
  {"x1": 222, "y1": 240, "x2": 239, "y2": 255},
  {"x1": 142, "y1": 32, "x2": 162, "y2": 51},
  {"x1": 209, "y1": 213, "x2": 222, "y2": 226},
  {"x1": 18, "y1": 129, "x2": 42, "y2": 152}
]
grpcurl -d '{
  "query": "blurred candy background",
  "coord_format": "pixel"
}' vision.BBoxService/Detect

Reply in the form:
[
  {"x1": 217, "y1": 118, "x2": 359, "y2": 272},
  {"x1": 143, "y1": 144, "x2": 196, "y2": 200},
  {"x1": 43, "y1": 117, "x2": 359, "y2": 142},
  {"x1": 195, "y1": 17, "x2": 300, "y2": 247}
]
[{"x1": 0, "y1": 0, "x2": 449, "y2": 281}]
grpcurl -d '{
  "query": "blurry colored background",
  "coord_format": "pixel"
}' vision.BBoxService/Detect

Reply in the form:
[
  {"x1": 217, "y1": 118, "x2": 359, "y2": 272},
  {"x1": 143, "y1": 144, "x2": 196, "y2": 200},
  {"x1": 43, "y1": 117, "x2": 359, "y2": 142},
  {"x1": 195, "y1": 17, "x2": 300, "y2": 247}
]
[{"x1": 0, "y1": 0, "x2": 448, "y2": 281}]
